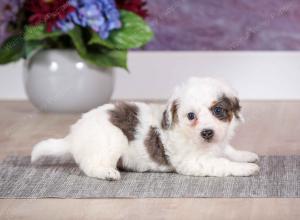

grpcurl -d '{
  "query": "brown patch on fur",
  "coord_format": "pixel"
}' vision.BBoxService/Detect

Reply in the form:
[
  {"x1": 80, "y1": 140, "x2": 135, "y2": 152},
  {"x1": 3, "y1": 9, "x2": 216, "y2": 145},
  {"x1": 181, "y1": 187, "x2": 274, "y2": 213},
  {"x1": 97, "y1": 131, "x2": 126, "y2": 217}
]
[
  {"x1": 144, "y1": 126, "x2": 169, "y2": 165},
  {"x1": 109, "y1": 102, "x2": 139, "y2": 141},
  {"x1": 171, "y1": 100, "x2": 179, "y2": 124},
  {"x1": 210, "y1": 95, "x2": 241, "y2": 122},
  {"x1": 231, "y1": 97, "x2": 241, "y2": 119},
  {"x1": 161, "y1": 100, "x2": 179, "y2": 129},
  {"x1": 161, "y1": 110, "x2": 169, "y2": 129}
]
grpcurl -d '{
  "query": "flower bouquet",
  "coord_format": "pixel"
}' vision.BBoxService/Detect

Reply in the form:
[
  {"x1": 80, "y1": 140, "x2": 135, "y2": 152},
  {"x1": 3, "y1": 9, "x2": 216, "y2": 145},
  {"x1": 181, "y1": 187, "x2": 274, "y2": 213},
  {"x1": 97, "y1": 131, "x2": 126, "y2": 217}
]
[{"x1": 0, "y1": 0, "x2": 153, "y2": 69}]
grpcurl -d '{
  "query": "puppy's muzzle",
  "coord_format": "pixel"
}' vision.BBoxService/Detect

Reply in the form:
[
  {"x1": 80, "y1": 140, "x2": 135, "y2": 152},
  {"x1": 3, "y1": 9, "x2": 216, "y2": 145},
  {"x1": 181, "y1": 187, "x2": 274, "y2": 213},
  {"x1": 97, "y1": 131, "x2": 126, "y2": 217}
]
[{"x1": 201, "y1": 129, "x2": 214, "y2": 141}]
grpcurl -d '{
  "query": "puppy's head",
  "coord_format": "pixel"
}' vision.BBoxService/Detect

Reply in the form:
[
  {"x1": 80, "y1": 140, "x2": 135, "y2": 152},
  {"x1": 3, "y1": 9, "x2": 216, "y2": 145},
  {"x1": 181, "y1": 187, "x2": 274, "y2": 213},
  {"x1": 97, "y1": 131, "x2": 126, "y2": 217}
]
[{"x1": 162, "y1": 77, "x2": 242, "y2": 145}]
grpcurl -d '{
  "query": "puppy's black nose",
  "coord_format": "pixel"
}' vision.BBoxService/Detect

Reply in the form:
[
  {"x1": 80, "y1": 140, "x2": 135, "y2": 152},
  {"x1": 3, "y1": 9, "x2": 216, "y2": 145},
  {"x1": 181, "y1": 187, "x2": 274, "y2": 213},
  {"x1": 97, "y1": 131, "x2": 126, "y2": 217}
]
[{"x1": 201, "y1": 129, "x2": 214, "y2": 141}]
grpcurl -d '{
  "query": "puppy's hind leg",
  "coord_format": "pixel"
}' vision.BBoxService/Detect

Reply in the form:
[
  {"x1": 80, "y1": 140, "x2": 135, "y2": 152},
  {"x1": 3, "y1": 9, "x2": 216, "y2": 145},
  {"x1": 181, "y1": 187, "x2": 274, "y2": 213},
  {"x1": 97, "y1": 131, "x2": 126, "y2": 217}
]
[{"x1": 72, "y1": 126, "x2": 129, "y2": 181}]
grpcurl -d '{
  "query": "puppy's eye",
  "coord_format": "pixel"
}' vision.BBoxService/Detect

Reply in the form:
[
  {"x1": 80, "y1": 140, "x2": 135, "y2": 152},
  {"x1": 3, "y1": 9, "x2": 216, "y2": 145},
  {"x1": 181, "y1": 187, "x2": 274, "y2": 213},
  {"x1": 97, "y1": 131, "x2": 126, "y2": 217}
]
[
  {"x1": 187, "y1": 112, "x2": 196, "y2": 120},
  {"x1": 213, "y1": 107, "x2": 224, "y2": 116}
]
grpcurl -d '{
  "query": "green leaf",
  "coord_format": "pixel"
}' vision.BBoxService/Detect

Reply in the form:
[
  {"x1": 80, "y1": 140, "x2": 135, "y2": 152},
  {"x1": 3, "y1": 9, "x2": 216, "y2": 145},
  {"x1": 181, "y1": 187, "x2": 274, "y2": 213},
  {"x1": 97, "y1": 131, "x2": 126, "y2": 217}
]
[
  {"x1": 88, "y1": 31, "x2": 115, "y2": 49},
  {"x1": 24, "y1": 40, "x2": 45, "y2": 59},
  {"x1": 67, "y1": 26, "x2": 87, "y2": 55},
  {"x1": 86, "y1": 48, "x2": 127, "y2": 69},
  {"x1": 68, "y1": 26, "x2": 127, "y2": 69},
  {"x1": 0, "y1": 35, "x2": 24, "y2": 64},
  {"x1": 25, "y1": 25, "x2": 63, "y2": 41},
  {"x1": 89, "y1": 10, "x2": 153, "y2": 49}
]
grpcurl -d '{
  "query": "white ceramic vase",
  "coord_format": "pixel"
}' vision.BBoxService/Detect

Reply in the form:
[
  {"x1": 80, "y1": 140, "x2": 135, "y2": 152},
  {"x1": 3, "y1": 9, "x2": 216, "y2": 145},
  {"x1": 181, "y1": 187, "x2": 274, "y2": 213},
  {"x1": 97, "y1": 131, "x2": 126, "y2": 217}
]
[{"x1": 23, "y1": 50, "x2": 114, "y2": 113}]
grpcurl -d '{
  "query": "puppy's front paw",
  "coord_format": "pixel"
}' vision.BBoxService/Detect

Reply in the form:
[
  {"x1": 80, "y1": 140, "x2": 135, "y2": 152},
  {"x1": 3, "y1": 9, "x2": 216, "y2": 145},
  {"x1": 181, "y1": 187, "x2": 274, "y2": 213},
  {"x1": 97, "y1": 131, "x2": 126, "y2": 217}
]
[
  {"x1": 241, "y1": 152, "x2": 259, "y2": 163},
  {"x1": 232, "y1": 163, "x2": 260, "y2": 177}
]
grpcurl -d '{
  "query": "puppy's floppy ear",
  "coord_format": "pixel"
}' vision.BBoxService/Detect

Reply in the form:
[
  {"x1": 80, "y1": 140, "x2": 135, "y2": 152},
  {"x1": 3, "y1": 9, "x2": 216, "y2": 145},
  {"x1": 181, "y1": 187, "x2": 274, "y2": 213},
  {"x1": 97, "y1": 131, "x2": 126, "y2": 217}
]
[
  {"x1": 231, "y1": 97, "x2": 243, "y2": 121},
  {"x1": 161, "y1": 99, "x2": 179, "y2": 130}
]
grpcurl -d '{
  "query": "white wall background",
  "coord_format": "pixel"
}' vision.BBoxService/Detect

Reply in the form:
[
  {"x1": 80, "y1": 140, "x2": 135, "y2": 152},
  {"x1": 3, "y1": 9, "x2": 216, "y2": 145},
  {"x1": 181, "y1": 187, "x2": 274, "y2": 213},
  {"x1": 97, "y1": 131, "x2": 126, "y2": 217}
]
[{"x1": 1, "y1": 51, "x2": 300, "y2": 100}]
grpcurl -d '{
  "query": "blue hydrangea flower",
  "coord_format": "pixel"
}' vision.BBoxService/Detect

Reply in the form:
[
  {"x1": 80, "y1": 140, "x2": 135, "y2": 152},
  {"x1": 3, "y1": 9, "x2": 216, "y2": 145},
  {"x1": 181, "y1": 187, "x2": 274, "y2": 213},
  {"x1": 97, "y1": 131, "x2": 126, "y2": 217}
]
[{"x1": 58, "y1": 0, "x2": 121, "y2": 39}]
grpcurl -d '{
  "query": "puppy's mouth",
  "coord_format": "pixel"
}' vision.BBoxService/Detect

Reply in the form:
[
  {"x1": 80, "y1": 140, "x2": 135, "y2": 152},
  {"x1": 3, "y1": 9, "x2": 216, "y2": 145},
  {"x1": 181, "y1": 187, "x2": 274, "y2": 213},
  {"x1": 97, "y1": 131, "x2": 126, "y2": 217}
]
[{"x1": 201, "y1": 138, "x2": 215, "y2": 144}]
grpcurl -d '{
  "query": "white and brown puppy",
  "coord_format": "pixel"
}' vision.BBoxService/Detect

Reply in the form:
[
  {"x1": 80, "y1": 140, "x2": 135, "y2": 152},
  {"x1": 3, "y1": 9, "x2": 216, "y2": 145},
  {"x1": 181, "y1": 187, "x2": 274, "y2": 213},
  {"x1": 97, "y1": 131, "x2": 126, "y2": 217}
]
[{"x1": 31, "y1": 77, "x2": 259, "y2": 180}]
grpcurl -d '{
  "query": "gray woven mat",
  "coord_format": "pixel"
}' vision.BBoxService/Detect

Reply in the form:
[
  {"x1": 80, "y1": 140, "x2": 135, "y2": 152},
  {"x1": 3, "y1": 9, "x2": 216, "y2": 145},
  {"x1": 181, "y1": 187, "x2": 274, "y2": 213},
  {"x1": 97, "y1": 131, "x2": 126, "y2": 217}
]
[{"x1": 0, "y1": 155, "x2": 299, "y2": 198}]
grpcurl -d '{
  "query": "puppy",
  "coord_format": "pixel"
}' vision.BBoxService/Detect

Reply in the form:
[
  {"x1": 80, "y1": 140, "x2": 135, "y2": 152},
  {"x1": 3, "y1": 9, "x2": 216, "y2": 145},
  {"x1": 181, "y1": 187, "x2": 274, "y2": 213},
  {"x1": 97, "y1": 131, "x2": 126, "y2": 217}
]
[{"x1": 31, "y1": 77, "x2": 259, "y2": 180}]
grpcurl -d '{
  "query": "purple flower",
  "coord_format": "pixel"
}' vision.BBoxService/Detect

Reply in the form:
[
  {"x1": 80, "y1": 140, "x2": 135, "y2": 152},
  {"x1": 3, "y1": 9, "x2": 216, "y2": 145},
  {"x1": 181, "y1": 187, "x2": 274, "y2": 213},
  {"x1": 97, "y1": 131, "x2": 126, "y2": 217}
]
[
  {"x1": 59, "y1": 0, "x2": 121, "y2": 39},
  {"x1": 0, "y1": 0, "x2": 23, "y2": 45}
]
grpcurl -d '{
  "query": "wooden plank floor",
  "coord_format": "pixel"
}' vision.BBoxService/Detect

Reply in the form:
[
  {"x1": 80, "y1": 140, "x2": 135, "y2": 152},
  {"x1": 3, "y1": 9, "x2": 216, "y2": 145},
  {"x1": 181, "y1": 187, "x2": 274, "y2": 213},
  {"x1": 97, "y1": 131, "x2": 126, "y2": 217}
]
[{"x1": 0, "y1": 101, "x2": 299, "y2": 220}]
